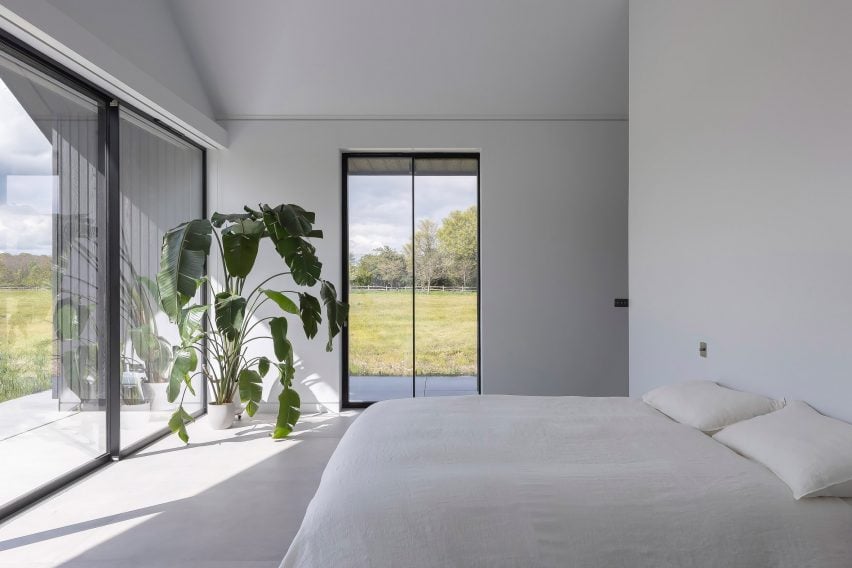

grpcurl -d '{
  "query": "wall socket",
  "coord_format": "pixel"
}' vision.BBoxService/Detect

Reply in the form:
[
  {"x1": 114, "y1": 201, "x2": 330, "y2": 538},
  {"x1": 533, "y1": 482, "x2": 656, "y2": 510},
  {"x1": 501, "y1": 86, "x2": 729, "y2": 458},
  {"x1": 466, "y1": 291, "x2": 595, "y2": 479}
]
[{"x1": 699, "y1": 341, "x2": 708, "y2": 358}]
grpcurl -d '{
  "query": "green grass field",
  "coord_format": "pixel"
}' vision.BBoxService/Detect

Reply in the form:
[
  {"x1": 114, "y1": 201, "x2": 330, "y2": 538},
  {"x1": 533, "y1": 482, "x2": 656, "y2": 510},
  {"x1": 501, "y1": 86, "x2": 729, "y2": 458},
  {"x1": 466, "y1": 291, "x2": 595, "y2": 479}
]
[
  {"x1": 348, "y1": 290, "x2": 477, "y2": 376},
  {"x1": 0, "y1": 289, "x2": 53, "y2": 403}
]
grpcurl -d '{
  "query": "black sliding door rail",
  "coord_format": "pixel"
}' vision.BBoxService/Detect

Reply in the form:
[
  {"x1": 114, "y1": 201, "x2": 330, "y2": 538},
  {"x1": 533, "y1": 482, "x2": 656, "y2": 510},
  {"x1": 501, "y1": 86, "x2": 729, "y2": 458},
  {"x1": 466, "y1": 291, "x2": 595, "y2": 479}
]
[
  {"x1": 0, "y1": 31, "x2": 207, "y2": 522},
  {"x1": 341, "y1": 152, "x2": 481, "y2": 408}
]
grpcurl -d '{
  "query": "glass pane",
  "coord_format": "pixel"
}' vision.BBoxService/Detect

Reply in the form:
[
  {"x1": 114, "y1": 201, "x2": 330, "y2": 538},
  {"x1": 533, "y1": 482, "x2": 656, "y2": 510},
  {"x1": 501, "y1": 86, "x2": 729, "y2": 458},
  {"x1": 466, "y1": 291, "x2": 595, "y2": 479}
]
[
  {"x1": 347, "y1": 157, "x2": 414, "y2": 402},
  {"x1": 119, "y1": 109, "x2": 203, "y2": 448},
  {"x1": 413, "y1": 158, "x2": 478, "y2": 397},
  {"x1": 0, "y1": 50, "x2": 105, "y2": 506}
]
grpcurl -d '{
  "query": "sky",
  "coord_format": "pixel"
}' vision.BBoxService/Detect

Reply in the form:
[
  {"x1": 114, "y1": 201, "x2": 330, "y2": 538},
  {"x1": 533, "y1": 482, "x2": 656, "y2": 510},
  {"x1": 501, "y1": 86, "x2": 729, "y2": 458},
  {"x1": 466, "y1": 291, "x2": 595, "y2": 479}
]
[
  {"x1": 0, "y1": 79, "x2": 54, "y2": 256},
  {"x1": 348, "y1": 174, "x2": 477, "y2": 258}
]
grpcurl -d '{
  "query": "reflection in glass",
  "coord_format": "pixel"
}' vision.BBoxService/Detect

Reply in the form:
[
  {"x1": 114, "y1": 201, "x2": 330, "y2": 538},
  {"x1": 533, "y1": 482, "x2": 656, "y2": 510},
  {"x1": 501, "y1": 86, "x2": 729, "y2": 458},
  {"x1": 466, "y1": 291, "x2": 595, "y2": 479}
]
[
  {"x1": 0, "y1": 49, "x2": 105, "y2": 507},
  {"x1": 119, "y1": 109, "x2": 203, "y2": 448}
]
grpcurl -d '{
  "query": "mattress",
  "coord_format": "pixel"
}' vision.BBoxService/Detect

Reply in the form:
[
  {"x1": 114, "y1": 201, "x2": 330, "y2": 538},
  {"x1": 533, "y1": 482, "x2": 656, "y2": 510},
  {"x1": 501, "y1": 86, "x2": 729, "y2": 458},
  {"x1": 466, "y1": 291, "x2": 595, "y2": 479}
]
[{"x1": 282, "y1": 395, "x2": 852, "y2": 567}]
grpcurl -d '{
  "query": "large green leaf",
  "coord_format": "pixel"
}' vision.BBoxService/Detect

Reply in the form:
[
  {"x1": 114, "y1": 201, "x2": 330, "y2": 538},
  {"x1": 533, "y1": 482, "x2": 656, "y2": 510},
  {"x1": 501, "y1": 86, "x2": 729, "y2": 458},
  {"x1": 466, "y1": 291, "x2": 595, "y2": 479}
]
[
  {"x1": 221, "y1": 219, "x2": 265, "y2": 278},
  {"x1": 153, "y1": 337, "x2": 173, "y2": 375},
  {"x1": 272, "y1": 387, "x2": 301, "y2": 439},
  {"x1": 278, "y1": 236, "x2": 322, "y2": 286},
  {"x1": 277, "y1": 359, "x2": 295, "y2": 387},
  {"x1": 129, "y1": 324, "x2": 158, "y2": 359},
  {"x1": 179, "y1": 304, "x2": 209, "y2": 345},
  {"x1": 168, "y1": 347, "x2": 198, "y2": 403},
  {"x1": 129, "y1": 325, "x2": 172, "y2": 377},
  {"x1": 258, "y1": 356, "x2": 270, "y2": 377},
  {"x1": 55, "y1": 303, "x2": 92, "y2": 341},
  {"x1": 214, "y1": 292, "x2": 246, "y2": 340},
  {"x1": 137, "y1": 275, "x2": 160, "y2": 305},
  {"x1": 271, "y1": 203, "x2": 315, "y2": 237},
  {"x1": 238, "y1": 369, "x2": 263, "y2": 417},
  {"x1": 211, "y1": 211, "x2": 252, "y2": 227},
  {"x1": 168, "y1": 405, "x2": 194, "y2": 444},
  {"x1": 262, "y1": 289, "x2": 298, "y2": 314},
  {"x1": 261, "y1": 206, "x2": 322, "y2": 286},
  {"x1": 269, "y1": 317, "x2": 292, "y2": 362},
  {"x1": 157, "y1": 219, "x2": 212, "y2": 321},
  {"x1": 298, "y1": 293, "x2": 322, "y2": 339},
  {"x1": 320, "y1": 280, "x2": 348, "y2": 351}
]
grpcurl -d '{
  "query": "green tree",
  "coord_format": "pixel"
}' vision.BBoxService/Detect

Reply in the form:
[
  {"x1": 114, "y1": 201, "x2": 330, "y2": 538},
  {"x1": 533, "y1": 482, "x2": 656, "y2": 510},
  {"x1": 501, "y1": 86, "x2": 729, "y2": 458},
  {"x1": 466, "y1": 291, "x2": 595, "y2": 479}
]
[
  {"x1": 404, "y1": 219, "x2": 443, "y2": 292},
  {"x1": 372, "y1": 246, "x2": 408, "y2": 287},
  {"x1": 351, "y1": 247, "x2": 409, "y2": 288},
  {"x1": 438, "y1": 206, "x2": 477, "y2": 288},
  {"x1": 350, "y1": 254, "x2": 375, "y2": 286}
]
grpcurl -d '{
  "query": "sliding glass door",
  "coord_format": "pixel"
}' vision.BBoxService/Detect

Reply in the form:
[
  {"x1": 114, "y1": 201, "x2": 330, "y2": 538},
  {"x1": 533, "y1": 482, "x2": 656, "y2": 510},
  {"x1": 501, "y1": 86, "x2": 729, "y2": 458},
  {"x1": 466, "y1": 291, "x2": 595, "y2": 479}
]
[
  {"x1": 118, "y1": 109, "x2": 204, "y2": 449},
  {"x1": 344, "y1": 154, "x2": 479, "y2": 405},
  {"x1": 0, "y1": 44, "x2": 106, "y2": 508},
  {"x1": 0, "y1": 37, "x2": 206, "y2": 518}
]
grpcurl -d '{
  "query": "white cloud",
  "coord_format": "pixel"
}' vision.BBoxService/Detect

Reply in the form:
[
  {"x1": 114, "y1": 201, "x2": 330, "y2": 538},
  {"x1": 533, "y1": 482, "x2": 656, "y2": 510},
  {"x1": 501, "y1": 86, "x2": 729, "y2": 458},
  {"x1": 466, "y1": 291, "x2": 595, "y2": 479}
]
[
  {"x1": 0, "y1": 79, "x2": 52, "y2": 175},
  {"x1": 0, "y1": 78, "x2": 54, "y2": 256},
  {"x1": 348, "y1": 175, "x2": 476, "y2": 257},
  {"x1": 0, "y1": 203, "x2": 52, "y2": 256}
]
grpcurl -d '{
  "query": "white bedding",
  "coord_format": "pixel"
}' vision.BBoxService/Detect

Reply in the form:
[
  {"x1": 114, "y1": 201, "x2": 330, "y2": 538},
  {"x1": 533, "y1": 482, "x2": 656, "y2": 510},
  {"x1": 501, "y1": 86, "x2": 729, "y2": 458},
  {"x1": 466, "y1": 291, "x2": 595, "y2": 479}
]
[{"x1": 282, "y1": 395, "x2": 852, "y2": 568}]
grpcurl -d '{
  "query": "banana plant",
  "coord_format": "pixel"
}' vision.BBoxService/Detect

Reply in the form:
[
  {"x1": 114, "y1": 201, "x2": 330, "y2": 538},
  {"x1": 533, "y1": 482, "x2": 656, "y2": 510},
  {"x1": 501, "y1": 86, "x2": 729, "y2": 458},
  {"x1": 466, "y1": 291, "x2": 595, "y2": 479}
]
[{"x1": 157, "y1": 204, "x2": 347, "y2": 442}]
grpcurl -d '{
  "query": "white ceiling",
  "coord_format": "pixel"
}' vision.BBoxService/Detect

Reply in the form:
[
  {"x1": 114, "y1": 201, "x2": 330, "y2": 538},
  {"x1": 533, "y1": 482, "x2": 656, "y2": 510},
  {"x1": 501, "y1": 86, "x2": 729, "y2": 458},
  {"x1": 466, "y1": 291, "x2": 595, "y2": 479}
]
[{"x1": 169, "y1": 0, "x2": 627, "y2": 119}]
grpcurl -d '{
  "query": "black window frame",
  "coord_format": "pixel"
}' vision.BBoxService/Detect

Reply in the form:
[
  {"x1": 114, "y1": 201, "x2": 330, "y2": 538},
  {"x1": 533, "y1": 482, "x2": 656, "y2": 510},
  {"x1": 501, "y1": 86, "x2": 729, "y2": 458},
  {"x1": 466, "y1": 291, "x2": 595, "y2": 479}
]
[
  {"x1": 341, "y1": 151, "x2": 481, "y2": 409},
  {"x1": 0, "y1": 30, "x2": 207, "y2": 521}
]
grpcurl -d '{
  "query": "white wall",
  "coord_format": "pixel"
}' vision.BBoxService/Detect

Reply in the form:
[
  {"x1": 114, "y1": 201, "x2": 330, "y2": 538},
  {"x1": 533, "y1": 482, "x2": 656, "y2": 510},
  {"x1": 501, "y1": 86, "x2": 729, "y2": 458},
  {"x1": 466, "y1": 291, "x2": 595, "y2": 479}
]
[
  {"x1": 629, "y1": 1, "x2": 852, "y2": 422},
  {"x1": 209, "y1": 119, "x2": 628, "y2": 411}
]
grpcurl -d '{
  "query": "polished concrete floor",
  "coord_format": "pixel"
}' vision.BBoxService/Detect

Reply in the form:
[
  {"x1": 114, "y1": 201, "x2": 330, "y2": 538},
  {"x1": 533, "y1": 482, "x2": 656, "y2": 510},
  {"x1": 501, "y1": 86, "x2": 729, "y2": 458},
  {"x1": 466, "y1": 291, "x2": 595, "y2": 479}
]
[
  {"x1": 0, "y1": 411, "x2": 359, "y2": 568},
  {"x1": 0, "y1": 391, "x2": 202, "y2": 506}
]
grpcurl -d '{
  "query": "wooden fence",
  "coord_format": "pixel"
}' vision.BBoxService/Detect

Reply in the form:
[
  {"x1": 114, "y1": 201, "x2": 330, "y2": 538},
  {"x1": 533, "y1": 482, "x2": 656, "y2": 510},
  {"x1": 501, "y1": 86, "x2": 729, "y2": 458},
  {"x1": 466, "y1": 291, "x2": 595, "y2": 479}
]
[{"x1": 350, "y1": 285, "x2": 476, "y2": 293}]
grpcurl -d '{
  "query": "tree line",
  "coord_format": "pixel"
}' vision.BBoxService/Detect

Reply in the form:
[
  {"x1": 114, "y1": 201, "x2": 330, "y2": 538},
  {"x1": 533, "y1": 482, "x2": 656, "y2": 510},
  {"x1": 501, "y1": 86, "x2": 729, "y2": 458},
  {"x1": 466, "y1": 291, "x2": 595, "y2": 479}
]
[
  {"x1": 350, "y1": 206, "x2": 477, "y2": 292},
  {"x1": 0, "y1": 253, "x2": 51, "y2": 288}
]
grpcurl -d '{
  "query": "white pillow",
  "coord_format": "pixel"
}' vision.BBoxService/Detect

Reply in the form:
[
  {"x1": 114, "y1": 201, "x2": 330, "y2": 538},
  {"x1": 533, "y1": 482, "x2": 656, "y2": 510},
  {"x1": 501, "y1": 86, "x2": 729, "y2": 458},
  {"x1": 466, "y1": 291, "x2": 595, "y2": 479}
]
[
  {"x1": 642, "y1": 380, "x2": 783, "y2": 433},
  {"x1": 713, "y1": 401, "x2": 852, "y2": 499}
]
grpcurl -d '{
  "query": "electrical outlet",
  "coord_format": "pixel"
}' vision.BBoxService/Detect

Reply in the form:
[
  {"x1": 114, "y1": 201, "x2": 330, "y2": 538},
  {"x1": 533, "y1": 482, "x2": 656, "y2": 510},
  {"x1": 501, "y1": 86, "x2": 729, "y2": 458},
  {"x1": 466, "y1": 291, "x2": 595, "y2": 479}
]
[{"x1": 699, "y1": 341, "x2": 708, "y2": 358}]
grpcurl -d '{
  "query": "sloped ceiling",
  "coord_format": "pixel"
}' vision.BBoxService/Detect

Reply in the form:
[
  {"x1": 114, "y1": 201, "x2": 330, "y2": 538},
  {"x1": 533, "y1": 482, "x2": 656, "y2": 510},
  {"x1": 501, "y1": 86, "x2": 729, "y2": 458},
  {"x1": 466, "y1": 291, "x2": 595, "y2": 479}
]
[
  {"x1": 47, "y1": 0, "x2": 215, "y2": 118},
  {"x1": 169, "y1": 0, "x2": 627, "y2": 119}
]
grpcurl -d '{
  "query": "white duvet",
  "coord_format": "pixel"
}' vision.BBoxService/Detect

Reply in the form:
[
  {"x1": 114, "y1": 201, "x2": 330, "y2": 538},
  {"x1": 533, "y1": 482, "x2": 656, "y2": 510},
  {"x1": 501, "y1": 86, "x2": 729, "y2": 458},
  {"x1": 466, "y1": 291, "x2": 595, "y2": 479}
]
[{"x1": 282, "y1": 395, "x2": 852, "y2": 568}]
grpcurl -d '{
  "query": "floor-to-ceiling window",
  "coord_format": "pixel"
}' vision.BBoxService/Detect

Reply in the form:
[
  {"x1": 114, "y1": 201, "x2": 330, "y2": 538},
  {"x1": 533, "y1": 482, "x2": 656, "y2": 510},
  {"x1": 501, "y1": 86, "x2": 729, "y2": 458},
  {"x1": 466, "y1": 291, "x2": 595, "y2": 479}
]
[
  {"x1": 118, "y1": 109, "x2": 204, "y2": 449},
  {"x1": 344, "y1": 154, "x2": 479, "y2": 405},
  {"x1": 0, "y1": 44, "x2": 106, "y2": 509},
  {"x1": 0, "y1": 38, "x2": 206, "y2": 518}
]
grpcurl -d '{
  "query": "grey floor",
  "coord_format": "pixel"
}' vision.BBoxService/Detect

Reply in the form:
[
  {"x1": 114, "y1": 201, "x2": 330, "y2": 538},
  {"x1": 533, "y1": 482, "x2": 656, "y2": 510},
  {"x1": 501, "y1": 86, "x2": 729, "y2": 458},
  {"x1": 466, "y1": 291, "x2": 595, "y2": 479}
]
[
  {"x1": 0, "y1": 411, "x2": 360, "y2": 568},
  {"x1": 349, "y1": 375, "x2": 477, "y2": 401}
]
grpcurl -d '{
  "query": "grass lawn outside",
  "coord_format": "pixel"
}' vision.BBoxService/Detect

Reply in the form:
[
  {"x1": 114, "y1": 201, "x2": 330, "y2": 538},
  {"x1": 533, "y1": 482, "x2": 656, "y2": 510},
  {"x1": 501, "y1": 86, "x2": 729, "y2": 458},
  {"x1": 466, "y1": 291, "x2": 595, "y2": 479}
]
[
  {"x1": 348, "y1": 289, "x2": 477, "y2": 376},
  {"x1": 0, "y1": 289, "x2": 53, "y2": 403}
]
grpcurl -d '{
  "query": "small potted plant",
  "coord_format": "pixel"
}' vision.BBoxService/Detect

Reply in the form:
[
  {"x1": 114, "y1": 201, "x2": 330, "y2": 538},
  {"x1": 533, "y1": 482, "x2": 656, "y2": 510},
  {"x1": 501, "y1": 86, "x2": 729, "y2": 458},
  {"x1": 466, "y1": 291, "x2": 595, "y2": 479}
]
[
  {"x1": 157, "y1": 203, "x2": 347, "y2": 442},
  {"x1": 122, "y1": 251, "x2": 175, "y2": 411}
]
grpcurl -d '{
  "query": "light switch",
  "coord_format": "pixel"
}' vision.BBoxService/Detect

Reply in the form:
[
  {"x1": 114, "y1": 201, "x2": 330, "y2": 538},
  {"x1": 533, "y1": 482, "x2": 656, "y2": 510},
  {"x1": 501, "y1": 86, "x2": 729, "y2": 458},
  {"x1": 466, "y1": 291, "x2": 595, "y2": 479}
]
[{"x1": 699, "y1": 341, "x2": 708, "y2": 358}]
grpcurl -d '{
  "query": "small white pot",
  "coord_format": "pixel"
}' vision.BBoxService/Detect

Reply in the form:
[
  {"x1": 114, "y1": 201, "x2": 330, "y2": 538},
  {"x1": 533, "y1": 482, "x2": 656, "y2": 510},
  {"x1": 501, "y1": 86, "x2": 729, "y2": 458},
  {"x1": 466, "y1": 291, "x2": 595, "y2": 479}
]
[{"x1": 207, "y1": 402, "x2": 236, "y2": 430}]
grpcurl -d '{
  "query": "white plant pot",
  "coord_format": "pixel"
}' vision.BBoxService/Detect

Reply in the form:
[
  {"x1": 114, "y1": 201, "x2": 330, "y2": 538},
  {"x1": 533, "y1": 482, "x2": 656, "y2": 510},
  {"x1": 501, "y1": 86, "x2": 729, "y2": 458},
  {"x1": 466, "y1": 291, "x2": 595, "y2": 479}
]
[
  {"x1": 120, "y1": 402, "x2": 151, "y2": 430},
  {"x1": 207, "y1": 402, "x2": 236, "y2": 430},
  {"x1": 142, "y1": 381, "x2": 174, "y2": 412}
]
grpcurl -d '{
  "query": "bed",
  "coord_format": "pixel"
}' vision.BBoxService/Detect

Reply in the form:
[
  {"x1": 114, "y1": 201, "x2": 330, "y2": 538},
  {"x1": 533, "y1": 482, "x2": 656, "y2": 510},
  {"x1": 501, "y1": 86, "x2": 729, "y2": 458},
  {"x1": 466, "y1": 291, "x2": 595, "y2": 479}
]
[{"x1": 281, "y1": 395, "x2": 852, "y2": 567}]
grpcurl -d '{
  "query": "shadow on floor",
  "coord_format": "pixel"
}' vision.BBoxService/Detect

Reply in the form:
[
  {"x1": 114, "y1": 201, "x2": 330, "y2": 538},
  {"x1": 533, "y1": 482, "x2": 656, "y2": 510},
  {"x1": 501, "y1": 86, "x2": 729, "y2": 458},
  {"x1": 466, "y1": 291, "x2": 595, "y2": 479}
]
[{"x1": 0, "y1": 413, "x2": 360, "y2": 568}]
